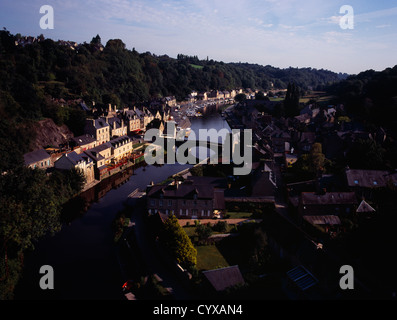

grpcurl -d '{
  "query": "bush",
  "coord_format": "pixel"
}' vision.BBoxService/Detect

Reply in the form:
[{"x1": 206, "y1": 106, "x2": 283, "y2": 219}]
[
  {"x1": 195, "y1": 224, "x2": 213, "y2": 241},
  {"x1": 213, "y1": 221, "x2": 228, "y2": 233}
]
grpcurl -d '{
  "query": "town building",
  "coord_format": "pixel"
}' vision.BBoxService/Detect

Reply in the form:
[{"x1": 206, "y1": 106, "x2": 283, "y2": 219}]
[
  {"x1": 101, "y1": 116, "x2": 127, "y2": 138},
  {"x1": 84, "y1": 118, "x2": 110, "y2": 145},
  {"x1": 23, "y1": 149, "x2": 52, "y2": 170},
  {"x1": 71, "y1": 134, "x2": 97, "y2": 154},
  {"x1": 108, "y1": 135, "x2": 133, "y2": 163},
  {"x1": 83, "y1": 142, "x2": 112, "y2": 180},
  {"x1": 146, "y1": 177, "x2": 226, "y2": 219},
  {"x1": 122, "y1": 108, "x2": 142, "y2": 133},
  {"x1": 345, "y1": 168, "x2": 397, "y2": 199},
  {"x1": 299, "y1": 192, "x2": 357, "y2": 217},
  {"x1": 54, "y1": 151, "x2": 95, "y2": 185},
  {"x1": 202, "y1": 265, "x2": 245, "y2": 292}
]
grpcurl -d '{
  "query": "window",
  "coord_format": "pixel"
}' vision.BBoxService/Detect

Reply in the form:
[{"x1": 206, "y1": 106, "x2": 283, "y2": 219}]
[
  {"x1": 168, "y1": 200, "x2": 172, "y2": 206},
  {"x1": 373, "y1": 181, "x2": 378, "y2": 186},
  {"x1": 150, "y1": 199, "x2": 155, "y2": 206},
  {"x1": 354, "y1": 180, "x2": 359, "y2": 185},
  {"x1": 159, "y1": 200, "x2": 163, "y2": 207}
]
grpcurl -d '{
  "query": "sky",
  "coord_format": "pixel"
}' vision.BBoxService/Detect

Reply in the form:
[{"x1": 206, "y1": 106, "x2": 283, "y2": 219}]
[{"x1": 1, "y1": 0, "x2": 397, "y2": 74}]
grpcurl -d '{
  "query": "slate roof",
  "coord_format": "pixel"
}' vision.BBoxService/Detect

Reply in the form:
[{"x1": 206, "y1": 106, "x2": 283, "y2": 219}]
[
  {"x1": 63, "y1": 151, "x2": 93, "y2": 166},
  {"x1": 346, "y1": 169, "x2": 397, "y2": 188},
  {"x1": 92, "y1": 118, "x2": 110, "y2": 129},
  {"x1": 203, "y1": 265, "x2": 245, "y2": 292},
  {"x1": 301, "y1": 192, "x2": 357, "y2": 205},
  {"x1": 147, "y1": 183, "x2": 214, "y2": 199},
  {"x1": 356, "y1": 200, "x2": 376, "y2": 213},
  {"x1": 72, "y1": 134, "x2": 96, "y2": 146},
  {"x1": 23, "y1": 149, "x2": 50, "y2": 166},
  {"x1": 108, "y1": 135, "x2": 131, "y2": 148},
  {"x1": 303, "y1": 215, "x2": 341, "y2": 226}
]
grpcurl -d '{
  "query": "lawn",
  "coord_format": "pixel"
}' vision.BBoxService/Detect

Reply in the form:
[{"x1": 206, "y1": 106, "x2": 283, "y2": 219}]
[
  {"x1": 226, "y1": 211, "x2": 252, "y2": 219},
  {"x1": 269, "y1": 97, "x2": 284, "y2": 102},
  {"x1": 195, "y1": 245, "x2": 229, "y2": 271},
  {"x1": 190, "y1": 64, "x2": 204, "y2": 70}
]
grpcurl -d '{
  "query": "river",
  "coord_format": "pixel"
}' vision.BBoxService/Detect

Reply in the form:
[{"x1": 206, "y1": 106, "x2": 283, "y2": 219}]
[{"x1": 15, "y1": 110, "x2": 231, "y2": 300}]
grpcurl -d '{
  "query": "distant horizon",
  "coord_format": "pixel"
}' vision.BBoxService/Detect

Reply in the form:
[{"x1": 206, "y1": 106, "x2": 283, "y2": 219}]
[{"x1": 2, "y1": 0, "x2": 397, "y2": 75}]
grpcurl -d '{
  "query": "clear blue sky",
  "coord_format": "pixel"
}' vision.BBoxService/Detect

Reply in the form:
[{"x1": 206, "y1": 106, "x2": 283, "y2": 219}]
[{"x1": 1, "y1": 0, "x2": 397, "y2": 74}]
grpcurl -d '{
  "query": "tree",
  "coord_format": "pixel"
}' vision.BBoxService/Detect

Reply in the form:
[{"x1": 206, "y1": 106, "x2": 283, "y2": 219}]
[
  {"x1": 284, "y1": 82, "x2": 300, "y2": 117},
  {"x1": 0, "y1": 166, "x2": 85, "y2": 299},
  {"x1": 162, "y1": 215, "x2": 197, "y2": 267},
  {"x1": 235, "y1": 93, "x2": 246, "y2": 103},
  {"x1": 90, "y1": 34, "x2": 101, "y2": 45},
  {"x1": 255, "y1": 91, "x2": 268, "y2": 101},
  {"x1": 291, "y1": 143, "x2": 333, "y2": 179},
  {"x1": 346, "y1": 139, "x2": 386, "y2": 170}
]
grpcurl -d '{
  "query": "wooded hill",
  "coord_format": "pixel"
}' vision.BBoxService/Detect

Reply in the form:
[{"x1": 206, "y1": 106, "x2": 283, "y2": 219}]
[{"x1": 0, "y1": 30, "x2": 344, "y2": 117}]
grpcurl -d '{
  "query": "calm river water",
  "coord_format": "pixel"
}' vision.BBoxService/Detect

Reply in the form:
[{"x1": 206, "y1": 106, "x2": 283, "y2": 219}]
[{"x1": 15, "y1": 111, "x2": 231, "y2": 300}]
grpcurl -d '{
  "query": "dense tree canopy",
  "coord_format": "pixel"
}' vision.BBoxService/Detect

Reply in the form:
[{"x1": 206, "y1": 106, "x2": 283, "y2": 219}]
[
  {"x1": 326, "y1": 65, "x2": 397, "y2": 129},
  {"x1": 0, "y1": 167, "x2": 85, "y2": 299}
]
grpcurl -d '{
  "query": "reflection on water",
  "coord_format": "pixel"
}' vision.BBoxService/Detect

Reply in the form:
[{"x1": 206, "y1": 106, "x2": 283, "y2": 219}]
[
  {"x1": 15, "y1": 111, "x2": 228, "y2": 300},
  {"x1": 61, "y1": 162, "x2": 147, "y2": 223}
]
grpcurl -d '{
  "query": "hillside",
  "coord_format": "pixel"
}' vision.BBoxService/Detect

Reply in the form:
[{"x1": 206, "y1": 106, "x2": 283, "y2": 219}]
[
  {"x1": 0, "y1": 29, "x2": 347, "y2": 171},
  {"x1": 30, "y1": 118, "x2": 74, "y2": 151},
  {"x1": 1, "y1": 30, "x2": 344, "y2": 107}
]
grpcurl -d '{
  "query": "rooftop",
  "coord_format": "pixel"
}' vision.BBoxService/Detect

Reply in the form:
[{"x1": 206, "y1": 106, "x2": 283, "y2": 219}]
[
  {"x1": 203, "y1": 265, "x2": 245, "y2": 292},
  {"x1": 23, "y1": 149, "x2": 50, "y2": 165},
  {"x1": 301, "y1": 192, "x2": 357, "y2": 205},
  {"x1": 346, "y1": 169, "x2": 397, "y2": 188}
]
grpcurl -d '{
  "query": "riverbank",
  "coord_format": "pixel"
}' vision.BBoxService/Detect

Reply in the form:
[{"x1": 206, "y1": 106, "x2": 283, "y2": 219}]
[
  {"x1": 14, "y1": 114, "x2": 227, "y2": 300},
  {"x1": 81, "y1": 150, "x2": 146, "y2": 193}
]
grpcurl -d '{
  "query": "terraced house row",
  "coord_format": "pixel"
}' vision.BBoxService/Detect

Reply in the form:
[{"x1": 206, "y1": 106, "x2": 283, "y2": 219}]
[
  {"x1": 22, "y1": 105, "x2": 163, "y2": 188},
  {"x1": 54, "y1": 134, "x2": 135, "y2": 185}
]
